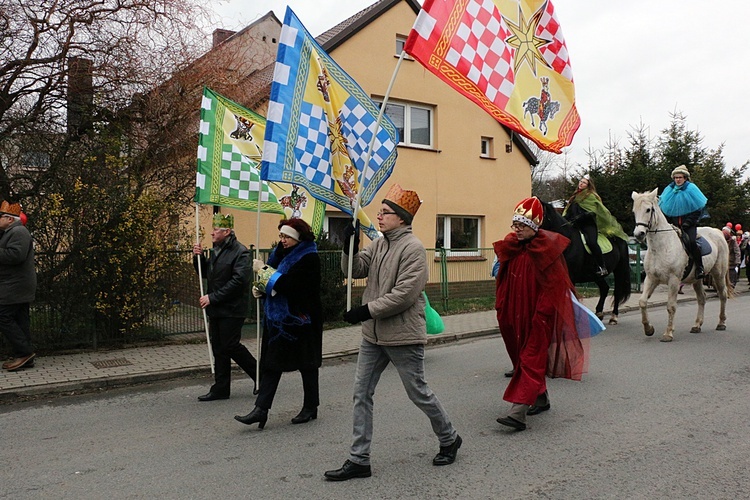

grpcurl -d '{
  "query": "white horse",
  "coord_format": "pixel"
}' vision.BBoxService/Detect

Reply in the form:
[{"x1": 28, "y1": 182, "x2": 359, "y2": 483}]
[{"x1": 631, "y1": 189, "x2": 733, "y2": 342}]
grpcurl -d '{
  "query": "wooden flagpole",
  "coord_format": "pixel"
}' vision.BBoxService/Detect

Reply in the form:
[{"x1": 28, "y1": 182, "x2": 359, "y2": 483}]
[
  {"x1": 346, "y1": 51, "x2": 408, "y2": 310},
  {"x1": 195, "y1": 203, "x2": 215, "y2": 373},
  {"x1": 253, "y1": 184, "x2": 263, "y2": 394}
]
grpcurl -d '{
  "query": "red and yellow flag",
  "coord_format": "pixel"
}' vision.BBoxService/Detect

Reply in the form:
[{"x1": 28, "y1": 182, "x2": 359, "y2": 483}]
[{"x1": 405, "y1": 0, "x2": 580, "y2": 153}]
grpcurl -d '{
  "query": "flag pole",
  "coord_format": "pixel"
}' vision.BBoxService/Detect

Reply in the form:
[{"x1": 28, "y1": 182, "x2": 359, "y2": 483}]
[
  {"x1": 195, "y1": 203, "x2": 215, "y2": 373},
  {"x1": 253, "y1": 187, "x2": 263, "y2": 394},
  {"x1": 347, "y1": 50, "x2": 408, "y2": 309}
]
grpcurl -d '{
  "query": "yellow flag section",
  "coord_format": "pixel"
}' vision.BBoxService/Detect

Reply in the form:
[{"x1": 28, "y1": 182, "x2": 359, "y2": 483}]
[
  {"x1": 271, "y1": 182, "x2": 325, "y2": 237},
  {"x1": 405, "y1": 0, "x2": 580, "y2": 153}
]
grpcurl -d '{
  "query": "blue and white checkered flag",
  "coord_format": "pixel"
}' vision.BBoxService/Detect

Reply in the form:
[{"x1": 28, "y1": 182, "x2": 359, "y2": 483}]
[{"x1": 261, "y1": 7, "x2": 399, "y2": 239}]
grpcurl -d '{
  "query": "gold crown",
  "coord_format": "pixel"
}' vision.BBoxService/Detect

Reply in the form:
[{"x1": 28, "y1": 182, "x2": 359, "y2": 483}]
[
  {"x1": 212, "y1": 213, "x2": 234, "y2": 229},
  {"x1": 0, "y1": 200, "x2": 21, "y2": 216},
  {"x1": 383, "y1": 184, "x2": 421, "y2": 217},
  {"x1": 513, "y1": 197, "x2": 543, "y2": 230}
]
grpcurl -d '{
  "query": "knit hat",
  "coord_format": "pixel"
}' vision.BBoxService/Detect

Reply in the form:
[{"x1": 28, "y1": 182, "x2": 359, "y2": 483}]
[
  {"x1": 0, "y1": 200, "x2": 21, "y2": 216},
  {"x1": 671, "y1": 165, "x2": 691, "y2": 179},
  {"x1": 212, "y1": 213, "x2": 234, "y2": 229},
  {"x1": 382, "y1": 184, "x2": 421, "y2": 225},
  {"x1": 513, "y1": 197, "x2": 543, "y2": 231}
]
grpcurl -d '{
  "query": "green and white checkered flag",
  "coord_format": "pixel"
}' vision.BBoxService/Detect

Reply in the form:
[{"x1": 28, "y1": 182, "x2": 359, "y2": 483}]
[{"x1": 195, "y1": 87, "x2": 284, "y2": 213}]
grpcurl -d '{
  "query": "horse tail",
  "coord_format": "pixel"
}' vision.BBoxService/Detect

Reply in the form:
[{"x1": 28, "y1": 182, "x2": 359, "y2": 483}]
[
  {"x1": 612, "y1": 238, "x2": 632, "y2": 308},
  {"x1": 725, "y1": 271, "x2": 737, "y2": 299}
]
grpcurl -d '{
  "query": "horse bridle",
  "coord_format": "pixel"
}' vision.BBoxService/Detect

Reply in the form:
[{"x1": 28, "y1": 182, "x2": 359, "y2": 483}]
[{"x1": 634, "y1": 200, "x2": 678, "y2": 234}]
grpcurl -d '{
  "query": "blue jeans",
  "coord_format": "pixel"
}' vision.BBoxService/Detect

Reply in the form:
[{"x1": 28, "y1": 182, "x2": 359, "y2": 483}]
[{"x1": 349, "y1": 339, "x2": 457, "y2": 466}]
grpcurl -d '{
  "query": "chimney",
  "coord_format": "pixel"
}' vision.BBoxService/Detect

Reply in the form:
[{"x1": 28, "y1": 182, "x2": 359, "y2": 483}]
[
  {"x1": 67, "y1": 57, "x2": 94, "y2": 136},
  {"x1": 212, "y1": 29, "x2": 236, "y2": 48}
]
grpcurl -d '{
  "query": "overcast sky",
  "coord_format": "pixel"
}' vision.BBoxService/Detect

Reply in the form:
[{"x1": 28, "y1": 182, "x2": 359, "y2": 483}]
[{"x1": 210, "y1": 0, "x2": 749, "y2": 174}]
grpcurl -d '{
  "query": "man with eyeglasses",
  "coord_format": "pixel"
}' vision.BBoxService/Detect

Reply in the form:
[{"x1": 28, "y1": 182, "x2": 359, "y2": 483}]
[
  {"x1": 493, "y1": 197, "x2": 587, "y2": 431},
  {"x1": 325, "y1": 184, "x2": 461, "y2": 482},
  {"x1": 0, "y1": 200, "x2": 37, "y2": 371},
  {"x1": 658, "y1": 165, "x2": 708, "y2": 279},
  {"x1": 192, "y1": 213, "x2": 257, "y2": 401}
]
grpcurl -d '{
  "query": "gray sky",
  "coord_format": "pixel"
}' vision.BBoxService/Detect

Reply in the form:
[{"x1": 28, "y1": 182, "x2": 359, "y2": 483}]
[{"x1": 211, "y1": 0, "x2": 749, "y2": 174}]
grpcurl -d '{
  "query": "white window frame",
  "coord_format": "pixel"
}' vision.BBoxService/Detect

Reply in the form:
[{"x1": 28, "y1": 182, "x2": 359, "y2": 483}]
[
  {"x1": 395, "y1": 35, "x2": 413, "y2": 59},
  {"x1": 436, "y1": 215, "x2": 482, "y2": 256},
  {"x1": 480, "y1": 136, "x2": 493, "y2": 158},
  {"x1": 378, "y1": 99, "x2": 434, "y2": 148}
]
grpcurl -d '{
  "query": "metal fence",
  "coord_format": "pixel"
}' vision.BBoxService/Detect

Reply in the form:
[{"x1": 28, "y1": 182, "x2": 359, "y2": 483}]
[{"x1": 3, "y1": 244, "x2": 644, "y2": 354}]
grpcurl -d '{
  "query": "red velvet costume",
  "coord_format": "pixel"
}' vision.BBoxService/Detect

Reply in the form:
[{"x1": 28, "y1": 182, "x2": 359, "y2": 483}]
[{"x1": 494, "y1": 229, "x2": 587, "y2": 406}]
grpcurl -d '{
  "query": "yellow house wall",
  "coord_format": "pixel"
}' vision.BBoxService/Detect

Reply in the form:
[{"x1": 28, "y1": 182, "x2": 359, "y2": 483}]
[
  {"x1": 198, "y1": 1, "x2": 532, "y2": 253},
  {"x1": 327, "y1": 2, "x2": 532, "y2": 249}
]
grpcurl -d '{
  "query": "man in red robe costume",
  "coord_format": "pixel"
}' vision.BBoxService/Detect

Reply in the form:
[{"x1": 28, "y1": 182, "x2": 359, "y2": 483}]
[{"x1": 494, "y1": 197, "x2": 588, "y2": 431}]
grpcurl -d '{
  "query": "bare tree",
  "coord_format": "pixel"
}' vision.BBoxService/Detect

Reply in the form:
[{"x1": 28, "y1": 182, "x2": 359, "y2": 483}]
[
  {"x1": 528, "y1": 142, "x2": 577, "y2": 201},
  {"x1": 0, "y1": 0, "x2": 210, "y2": 198}
]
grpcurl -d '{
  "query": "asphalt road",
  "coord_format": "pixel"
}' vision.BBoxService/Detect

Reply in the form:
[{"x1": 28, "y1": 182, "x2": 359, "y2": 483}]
[{"x1": 2, "y1": 294, "x2": 750, "y2": 499}]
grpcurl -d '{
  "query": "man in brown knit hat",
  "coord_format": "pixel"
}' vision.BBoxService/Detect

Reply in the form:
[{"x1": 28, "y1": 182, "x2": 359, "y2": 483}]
[
  {"x1": 325, "y1": 184, "x2": 461, "y2": 481},
  {"x1": 0, "y1": 201, "x2": 37, "y2": 371}
]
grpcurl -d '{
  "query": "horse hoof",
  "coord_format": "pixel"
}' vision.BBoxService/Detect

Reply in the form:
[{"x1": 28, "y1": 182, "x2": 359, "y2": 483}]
[
  {"x1": 660, "y1": 336, "x2": 673, "y2": 343},
  {"x1": 596, "y1": 312, "x2": 604, "y2": 320},
  {"x1": 608, "y1": 316, "x2": 618, "y2": 325},
  {"x1": 645, "y1": 326, "x2": 655, "y2": 337},
  {"x1": 716, "y1": 324, "x2": 726, "y2": 331},
  {"x1": 690, "y1": 327, "x2": 701, "y2": 334}
]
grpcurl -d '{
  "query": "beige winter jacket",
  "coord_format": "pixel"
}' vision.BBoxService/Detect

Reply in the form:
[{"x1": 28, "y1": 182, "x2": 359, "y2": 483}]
[{"x1": 342, "y1": 225, "x2": 428, "y2": 345}]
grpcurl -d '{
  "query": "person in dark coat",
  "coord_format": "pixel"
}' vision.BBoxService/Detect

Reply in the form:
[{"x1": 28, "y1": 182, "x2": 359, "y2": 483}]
[
  {"x1": 0, "y1": 201, "x2": 37, "y2": 371},
  {"x1": 193, "y1": 213, "x2": 257, "y2": 401},
  {"x1": 235, "y1": 218, "x2": 322, "y2": 429}
]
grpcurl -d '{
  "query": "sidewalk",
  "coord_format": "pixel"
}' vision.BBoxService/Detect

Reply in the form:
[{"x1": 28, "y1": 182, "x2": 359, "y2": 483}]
[{"x1": 0, "y1": 284, "x2": 730, "y2": 400}]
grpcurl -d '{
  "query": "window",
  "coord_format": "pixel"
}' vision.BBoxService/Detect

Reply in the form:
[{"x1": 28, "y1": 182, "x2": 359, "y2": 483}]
[
  {"x1": 395, "y1": 35, "x2": 413, "y2": 58},
  {"x1": 396, "y1": 35, "x2": 406, "y2": 55},
  {"x1": 22, "y1": 151, "x2": 50, "y2": 171},
  {"x1": 381, "y1": 100, "x2": 433, "y2": 148},
  {"x1": 480, "y1": 137, "x2": 494, "y2": 158},
  {"x1": 324, "y1": 216, "x2": 352, "y2": 248},
  {"x1": 436, "y1": 216, "x2": 481, "y2": 255}
]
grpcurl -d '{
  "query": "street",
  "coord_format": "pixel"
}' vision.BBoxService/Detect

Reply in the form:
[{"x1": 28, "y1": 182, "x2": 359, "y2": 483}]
[{"x1": 2, "y1": 293, "x2": 750, "y2": 499}]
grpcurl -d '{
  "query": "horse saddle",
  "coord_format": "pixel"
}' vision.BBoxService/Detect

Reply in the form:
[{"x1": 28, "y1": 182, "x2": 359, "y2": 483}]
[
  {"x1": 678, "y1": 233, "x2": 711, "y2": 281},
  {"x1": 679, "y1": 232, "x2": 712, "y2": 256},
  {"x1": 579, "y1": 232, "x2": 613, "y2": 255}
]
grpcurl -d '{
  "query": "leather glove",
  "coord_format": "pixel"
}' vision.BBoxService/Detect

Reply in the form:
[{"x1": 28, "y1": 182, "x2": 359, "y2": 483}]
[
  {"x1": 252, "y1": 259, "x2": 266, "y2": 273},
  {"x1": 251, "y1": 286, "x2": 263, "y2": 299},
  {"x1": 343, "y1": 219, "x2": 360, "y2": 255},
  {"x1": 343, "y1": 304, "x2": 371, "y2": 324}
]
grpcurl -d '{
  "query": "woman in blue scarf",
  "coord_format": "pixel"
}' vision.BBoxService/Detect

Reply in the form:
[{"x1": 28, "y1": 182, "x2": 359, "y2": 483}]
[
  {"x1": 235, "y1": 218, "x2": 323, "y2": 429},
  {"x1": 658, "y1": 165, "x2": 708, "y2": 278}
]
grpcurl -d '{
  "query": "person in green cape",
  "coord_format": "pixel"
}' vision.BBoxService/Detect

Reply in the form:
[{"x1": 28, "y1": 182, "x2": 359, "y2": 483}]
[{"x1": 563, "y1": 175, "x2": 629, "y2": 276}]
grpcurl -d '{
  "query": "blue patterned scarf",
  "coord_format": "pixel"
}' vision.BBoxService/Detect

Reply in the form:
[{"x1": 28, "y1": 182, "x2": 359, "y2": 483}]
[{"x1": 264, "y1": 240, "x2": 317, "y2": 343}]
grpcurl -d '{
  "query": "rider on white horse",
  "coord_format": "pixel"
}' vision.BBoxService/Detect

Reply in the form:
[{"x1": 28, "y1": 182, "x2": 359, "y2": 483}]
[{"x1": 658, "y1": 165, "x2": 708, "y2": 279}]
